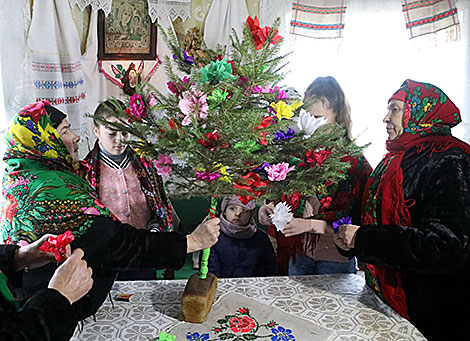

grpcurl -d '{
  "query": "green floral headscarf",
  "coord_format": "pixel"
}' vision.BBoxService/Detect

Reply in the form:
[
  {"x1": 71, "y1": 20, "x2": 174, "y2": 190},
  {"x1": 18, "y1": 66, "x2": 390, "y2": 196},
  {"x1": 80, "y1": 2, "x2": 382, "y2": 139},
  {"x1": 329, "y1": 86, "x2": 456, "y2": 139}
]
[{"x1": 1, "y1": 101, "x2": 111, "y2": 244}]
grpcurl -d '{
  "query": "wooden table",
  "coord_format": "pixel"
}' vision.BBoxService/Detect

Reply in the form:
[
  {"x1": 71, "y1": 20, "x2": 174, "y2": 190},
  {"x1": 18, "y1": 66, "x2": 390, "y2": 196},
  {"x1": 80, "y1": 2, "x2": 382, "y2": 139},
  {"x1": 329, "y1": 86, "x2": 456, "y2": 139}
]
[{"x1": 71, "y1": 274, "x2": 426, "y2": 340}]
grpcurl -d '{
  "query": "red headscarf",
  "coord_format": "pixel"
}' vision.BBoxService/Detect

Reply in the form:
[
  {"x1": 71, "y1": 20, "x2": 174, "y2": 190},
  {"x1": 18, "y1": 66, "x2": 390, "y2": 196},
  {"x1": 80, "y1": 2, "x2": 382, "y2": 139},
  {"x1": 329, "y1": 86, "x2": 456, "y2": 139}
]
[{"x1": 361, "y1": 79, "x2": 470, "y2": 320}]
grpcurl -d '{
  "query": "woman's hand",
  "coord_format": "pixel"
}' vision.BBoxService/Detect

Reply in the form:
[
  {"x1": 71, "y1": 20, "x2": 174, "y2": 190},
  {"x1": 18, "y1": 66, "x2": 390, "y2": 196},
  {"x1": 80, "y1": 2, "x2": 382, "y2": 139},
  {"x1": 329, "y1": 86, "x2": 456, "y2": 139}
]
[
  {"x1": 281, "y1": 218, "x2": 328, "y2": 237},
  {"x1": 186, "y1": 218, "x2": 220, "y2": 253},
  {"x1": 48, "y1": 248, "x2": 93, "y2": 304},
  {"x1": 258, "y1": 203, "x2": 274, "y2": 226},
  {"x1": 13, "y1": 234, "x2": 61, "y2": 271},
  {"x1": 333, "y1": 224, "x2": 360, "y2": 251}
]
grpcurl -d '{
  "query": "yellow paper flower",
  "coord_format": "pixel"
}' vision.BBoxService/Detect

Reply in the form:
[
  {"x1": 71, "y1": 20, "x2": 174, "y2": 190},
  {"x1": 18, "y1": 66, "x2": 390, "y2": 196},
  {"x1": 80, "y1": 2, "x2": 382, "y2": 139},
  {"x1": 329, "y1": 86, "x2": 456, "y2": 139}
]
[
  {"x1": 270, "y1": 100, "x2": 303, "y2": 120},
  {"x1": 214, "y1": 162, "x2": 232, "y2": 183}
]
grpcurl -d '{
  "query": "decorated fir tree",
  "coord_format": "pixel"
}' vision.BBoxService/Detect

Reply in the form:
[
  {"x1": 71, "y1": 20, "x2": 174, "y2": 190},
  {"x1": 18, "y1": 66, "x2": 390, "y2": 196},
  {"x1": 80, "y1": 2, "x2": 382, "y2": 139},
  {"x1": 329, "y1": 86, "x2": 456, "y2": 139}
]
[{"x1": 99, "y1": 16, "x2": 363, "y2": 280}]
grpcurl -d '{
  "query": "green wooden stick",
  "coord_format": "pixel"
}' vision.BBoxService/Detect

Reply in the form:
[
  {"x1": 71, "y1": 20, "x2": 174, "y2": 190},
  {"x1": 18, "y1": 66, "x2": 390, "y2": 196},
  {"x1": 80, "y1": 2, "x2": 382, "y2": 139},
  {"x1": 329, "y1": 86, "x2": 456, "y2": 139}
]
[{"x1": 199, "y1": 195, "x2": 217, "y2": 279}]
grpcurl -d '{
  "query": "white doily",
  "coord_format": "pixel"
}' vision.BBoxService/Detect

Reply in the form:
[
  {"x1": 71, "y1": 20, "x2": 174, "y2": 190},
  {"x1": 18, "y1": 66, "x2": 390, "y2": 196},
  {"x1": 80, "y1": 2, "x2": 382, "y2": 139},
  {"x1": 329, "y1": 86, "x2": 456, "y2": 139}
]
[
  {"x1": 68, "y1": 0, "x2": 113, "y2": 16},
  {"x1": 148, "y1": 0, "x2": 191, "y2": 22}
]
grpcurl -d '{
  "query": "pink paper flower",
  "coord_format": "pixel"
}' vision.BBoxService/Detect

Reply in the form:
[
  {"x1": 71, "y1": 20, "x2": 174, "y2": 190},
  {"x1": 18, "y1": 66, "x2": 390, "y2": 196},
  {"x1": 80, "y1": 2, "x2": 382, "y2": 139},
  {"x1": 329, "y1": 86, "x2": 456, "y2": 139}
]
[
  {"x1": 178, "y1": 90, "x2": 208, "y2": 126},
  {"x1": 265, "y1": 162, "x2": 295, "y2": 181},
  {"x1": 154, "y1": 154, "x2": 172, "y2": 178},
  {"x1": 129, "y1": 93, "x2": 147, "y2": 120},
  {"x1": 195, "y1": 170, "x2": 220, "y2": 182},
  {"x1": 147, "y1": 94, "x2": 158, "y2": 108}
]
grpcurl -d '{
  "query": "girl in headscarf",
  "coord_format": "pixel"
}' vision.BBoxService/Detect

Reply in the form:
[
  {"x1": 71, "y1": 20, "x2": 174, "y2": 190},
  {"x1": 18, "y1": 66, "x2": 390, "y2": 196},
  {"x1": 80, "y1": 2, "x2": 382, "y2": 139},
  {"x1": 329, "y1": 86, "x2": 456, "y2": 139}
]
[
  {"x1": 334, "y1": 80, "x2": 470, "y2": 340},
  {"x1": 208, "y1": 195, "x2": 276, "y2": 278},
  {"x1": 0, "y1": 101, "x2": 220, "y2": 328}
]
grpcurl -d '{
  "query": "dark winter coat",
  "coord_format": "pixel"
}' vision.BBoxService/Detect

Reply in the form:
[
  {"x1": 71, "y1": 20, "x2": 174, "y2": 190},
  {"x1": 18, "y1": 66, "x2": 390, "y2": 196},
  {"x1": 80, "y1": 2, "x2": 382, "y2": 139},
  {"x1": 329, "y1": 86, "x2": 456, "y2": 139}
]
[
  {"x1": 0, "y1": 245, "x2": 77, "y2": 341},
  {"x1": 18, "y1": 217, "x2": 187, "y2": 322},
  {"x1": 345, "y1": 146, "x2": 470, "y2": 340},
  {"x1": 209, "y1": 229, "x2": 276, "y2": 278}
]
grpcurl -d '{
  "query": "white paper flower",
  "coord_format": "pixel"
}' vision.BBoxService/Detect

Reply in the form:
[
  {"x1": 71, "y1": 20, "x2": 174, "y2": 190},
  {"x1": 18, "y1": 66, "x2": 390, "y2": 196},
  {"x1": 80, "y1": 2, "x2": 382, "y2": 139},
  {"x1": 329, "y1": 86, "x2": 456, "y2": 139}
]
[
  {"x1": 292, "y1": 109, "x2": 327, "y2": 139},
  {"x1": 270, "y1": 202, "x2": 294, "y2": 232}
]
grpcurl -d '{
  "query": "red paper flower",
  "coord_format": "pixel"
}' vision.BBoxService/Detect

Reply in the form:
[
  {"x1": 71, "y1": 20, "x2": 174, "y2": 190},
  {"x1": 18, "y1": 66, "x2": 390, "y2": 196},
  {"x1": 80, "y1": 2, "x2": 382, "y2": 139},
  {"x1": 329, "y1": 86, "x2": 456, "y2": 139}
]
[
  {"x1": 233, "y1": 172, "x2": 269, "y2": 197},
  {"x1": 168, "y1": 118, "x2": 180, "y2": 130},
  {"x1": 197, "y1": 130, "x2": 228, "y2": 151},
  {"x1": 255, "y1": 116, "x2": 274, "y2": 130},
  {"x1": 237, "y1": 194, "x2": 255, "y2": 205},
  {"x1": 229, "y1": 316, "x2": 256, "y2": 333},
  {"x1": 320, "y1": 196, "x2": 333, "y2": 211},
  {"x1": 305, "y1": 148, "x2": 332, "y2": 166},
  {"x1": 40, "y1": 230, "x2": 75, "y2": 262},
  {"x1": 281, "y1": 191, "x2": 302, "y2": 211},
  {"x1": 246, "y1": 16, "x2": 282, "y2": 50}
]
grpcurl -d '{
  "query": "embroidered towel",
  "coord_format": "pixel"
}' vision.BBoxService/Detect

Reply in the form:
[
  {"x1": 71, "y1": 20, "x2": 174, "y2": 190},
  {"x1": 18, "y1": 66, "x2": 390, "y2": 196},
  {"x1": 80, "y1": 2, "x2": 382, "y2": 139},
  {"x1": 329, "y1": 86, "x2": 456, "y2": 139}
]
[
  {"x1": 290, "y1": 0, "x2": 348, "y2": 39},
  {"x1": 401, "y1": 0, "x2": 459, "y2": 39},
  {"x1": 169, "y1": 292, "x2": 333, "y2": 340}
]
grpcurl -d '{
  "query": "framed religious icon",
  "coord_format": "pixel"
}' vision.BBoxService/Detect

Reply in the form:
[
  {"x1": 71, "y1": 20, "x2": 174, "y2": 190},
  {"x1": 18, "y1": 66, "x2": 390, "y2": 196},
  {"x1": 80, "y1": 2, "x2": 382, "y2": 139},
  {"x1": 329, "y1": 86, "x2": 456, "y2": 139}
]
[{"x1": 98, "y1": 0, "x2": 157, "y2": 60}]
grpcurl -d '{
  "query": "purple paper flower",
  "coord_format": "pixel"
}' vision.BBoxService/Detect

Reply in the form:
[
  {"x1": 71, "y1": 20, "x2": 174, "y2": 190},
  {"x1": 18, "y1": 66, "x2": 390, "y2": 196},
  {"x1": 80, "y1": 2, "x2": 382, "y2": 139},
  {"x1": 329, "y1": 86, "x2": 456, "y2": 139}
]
[
  {"x1": 173, "y1": 51, "x2": 194, "y2": 65},
  {"x1": 332, "y1": 216, "x2": 352, "y2": 233},
  {"x1": 274, "y1": 128, "x2": 295, "y2": 141},
  {"x1": 253, "y1": 161, "x2": 271, "y2": 177}
]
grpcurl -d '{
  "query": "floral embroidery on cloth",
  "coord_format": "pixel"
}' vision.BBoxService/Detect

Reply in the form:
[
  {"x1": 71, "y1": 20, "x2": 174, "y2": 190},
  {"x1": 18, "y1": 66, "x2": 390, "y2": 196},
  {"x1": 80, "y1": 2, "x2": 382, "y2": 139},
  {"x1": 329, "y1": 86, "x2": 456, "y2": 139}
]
[{"x1": 169, "y1": 292, "x2": 332, "y2": 340}]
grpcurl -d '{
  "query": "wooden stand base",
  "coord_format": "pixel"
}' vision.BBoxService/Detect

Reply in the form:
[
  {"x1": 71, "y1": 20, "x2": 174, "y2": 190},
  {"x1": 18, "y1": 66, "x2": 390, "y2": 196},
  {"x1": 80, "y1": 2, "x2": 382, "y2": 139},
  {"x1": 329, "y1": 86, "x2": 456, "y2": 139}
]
[{"x1": 181, "y1": 272, "x2": 218, "y2": 323}]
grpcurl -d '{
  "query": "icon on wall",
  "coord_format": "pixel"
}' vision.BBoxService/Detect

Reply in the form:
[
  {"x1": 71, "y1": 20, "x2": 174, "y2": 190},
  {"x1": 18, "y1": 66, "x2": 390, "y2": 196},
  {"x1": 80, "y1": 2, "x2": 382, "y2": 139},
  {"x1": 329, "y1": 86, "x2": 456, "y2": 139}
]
[{"x1": 98, "y1": 0, "x2": 157, "y2": 60}]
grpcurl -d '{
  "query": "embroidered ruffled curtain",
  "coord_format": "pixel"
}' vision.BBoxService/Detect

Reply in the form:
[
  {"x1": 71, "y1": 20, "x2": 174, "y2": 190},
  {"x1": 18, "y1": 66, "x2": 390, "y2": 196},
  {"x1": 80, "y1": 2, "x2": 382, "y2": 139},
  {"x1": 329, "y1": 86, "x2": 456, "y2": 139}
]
[{"x1": 67, "y1": 0, "x2": 190, "y2": 21}]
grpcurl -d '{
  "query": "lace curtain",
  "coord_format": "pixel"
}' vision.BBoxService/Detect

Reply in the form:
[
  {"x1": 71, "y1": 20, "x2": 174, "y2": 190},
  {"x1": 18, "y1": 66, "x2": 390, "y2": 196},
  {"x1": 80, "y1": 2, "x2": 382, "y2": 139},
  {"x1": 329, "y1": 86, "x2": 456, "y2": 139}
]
[{"x1": 68, "y1": 0, "x2": 113, "y2": 16}]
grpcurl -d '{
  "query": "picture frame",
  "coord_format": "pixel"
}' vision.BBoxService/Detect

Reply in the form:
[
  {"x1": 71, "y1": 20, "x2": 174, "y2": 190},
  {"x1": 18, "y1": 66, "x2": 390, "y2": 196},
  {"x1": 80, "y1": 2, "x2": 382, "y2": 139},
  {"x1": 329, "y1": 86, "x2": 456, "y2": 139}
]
[{"x1": 98, "y1": 0, "x2": 157, "y2": 60}]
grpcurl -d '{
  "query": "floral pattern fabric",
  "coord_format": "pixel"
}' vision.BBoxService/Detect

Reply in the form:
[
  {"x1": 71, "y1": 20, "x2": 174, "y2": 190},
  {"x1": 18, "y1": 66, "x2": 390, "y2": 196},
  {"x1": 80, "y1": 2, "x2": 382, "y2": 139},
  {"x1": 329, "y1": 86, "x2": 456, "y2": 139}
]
[
  {"x1": 0, "y1": 101, "x2": 111, "y2": 244},
  {"x1": 82, "y1": 142, "x2": 174, "y2": 231}
]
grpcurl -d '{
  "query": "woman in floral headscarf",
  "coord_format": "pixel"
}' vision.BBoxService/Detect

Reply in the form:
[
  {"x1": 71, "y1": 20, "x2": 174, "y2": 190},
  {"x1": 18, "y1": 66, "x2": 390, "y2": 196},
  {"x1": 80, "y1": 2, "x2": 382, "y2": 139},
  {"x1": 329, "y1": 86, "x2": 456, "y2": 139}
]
[
  {"x1": 0, "y1": 101, "x2": 220, "y2": 325},
  {"x1": 334, "y1": 80, "x2": 470, "y2": 340}
]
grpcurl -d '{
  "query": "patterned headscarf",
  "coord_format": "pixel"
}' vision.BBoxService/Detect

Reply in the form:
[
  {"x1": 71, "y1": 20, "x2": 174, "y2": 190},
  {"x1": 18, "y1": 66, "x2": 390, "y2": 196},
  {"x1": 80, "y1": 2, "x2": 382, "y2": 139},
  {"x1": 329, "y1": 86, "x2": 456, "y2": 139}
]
[
  {"x1": 361, "y1": 80, "x2": 470, "y2": 320},
  {"x1": 1, "y1": 101, "x2": 111, "y2": 244}
]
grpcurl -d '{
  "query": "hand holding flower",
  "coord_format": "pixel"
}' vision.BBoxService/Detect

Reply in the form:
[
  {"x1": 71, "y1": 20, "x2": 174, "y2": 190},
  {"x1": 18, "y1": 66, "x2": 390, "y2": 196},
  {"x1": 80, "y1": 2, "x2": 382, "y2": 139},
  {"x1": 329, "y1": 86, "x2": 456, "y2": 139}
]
[{"x1": 333, "y1": 224, "x2": 360, "y2": 251}]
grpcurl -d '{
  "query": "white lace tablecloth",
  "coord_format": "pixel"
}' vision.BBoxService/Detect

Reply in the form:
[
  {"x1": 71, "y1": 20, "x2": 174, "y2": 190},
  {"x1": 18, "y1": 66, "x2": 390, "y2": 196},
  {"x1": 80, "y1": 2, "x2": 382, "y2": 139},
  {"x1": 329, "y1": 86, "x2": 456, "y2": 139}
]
[{"x1": 71, "y1": 274, "x2": 427, "y2": 340}]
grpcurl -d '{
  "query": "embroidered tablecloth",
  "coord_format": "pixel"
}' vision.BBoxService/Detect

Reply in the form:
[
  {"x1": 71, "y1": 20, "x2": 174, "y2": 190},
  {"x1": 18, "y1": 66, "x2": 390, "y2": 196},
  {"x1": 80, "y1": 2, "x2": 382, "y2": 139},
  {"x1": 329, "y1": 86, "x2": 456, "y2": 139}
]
[{"x1": 71, "y1": 274, "x2": 427, "y2": 340}]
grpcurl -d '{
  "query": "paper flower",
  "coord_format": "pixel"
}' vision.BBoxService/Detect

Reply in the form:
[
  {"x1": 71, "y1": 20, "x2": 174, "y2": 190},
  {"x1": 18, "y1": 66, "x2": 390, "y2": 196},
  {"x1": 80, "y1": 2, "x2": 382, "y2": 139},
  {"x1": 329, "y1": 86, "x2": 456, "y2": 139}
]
[
  {"x1": 173, "y1": 50, "x2": 194, "y2": 65},
  {"x1": 158, "y1": 331, "x2": 176, "y2": 341},
  {"x1": 196, "y1": 170, "x2": 220, "y2": 182},
  {"x1": 281, "y1": 191, "x2": 302, "y2": 211},
  {"x1": 39, "y1": 230, "x2": 75, "y2": 262},
  {"x1": 128, "y1": 93, "x2": 147, "y2": 121},
  {"x1": 179, "y1": 90, "x2": 208, "y2": 126},
  {"x1": 214, "y1": 162, "x2": 232, "y2": 183},
  {"x1": 274, "y1": 128, "x2": 295, "y2": 141},
  {"x1": 292, "y1": 109, "x2": 327, "y2": 139},
  {"x1": 332, "y1": 216, "x2": 352, "y2": 233},
  {"x1": 265, "y1": 162, "x2": 295, "y2": 181},
  {"x1": 207, "y1": 89, "x2": 229, "y2": 106},
  {"x1": 200, "y1": 57, "x2": 235, "y2": 84},
  {"x1": 234, "y1": 140, "x2": 261, "y2": 153},
  {"x1": 270, "y1": 100, "x2": 302, "y2": 120},
  {"x1": 147, "y1": 94, "x2": 158, "y2": 108},
  {"x1": 233, "y1": 172, "x2": 269, "y2": 196},
  {"x1": 154, "y1": 154, "x2": 172, "y2": 178},
  {"x1": 255, "y1": 115, "x2": 274, "y2": 130},
  {"x1": 246, "y1": 16, "x2": 282, "y2": 50},
  {"x1": 305, "y1": 148, "x2": 332, "y2": 167},
  {"x1": 270, "y1": 202, "x2": 293, "y2": 231}
]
